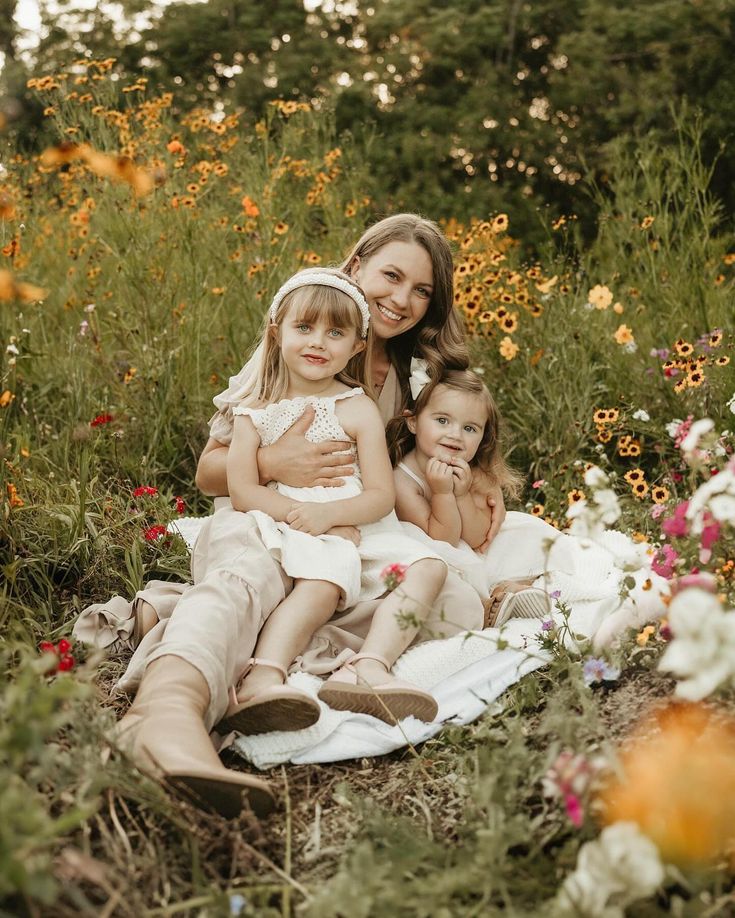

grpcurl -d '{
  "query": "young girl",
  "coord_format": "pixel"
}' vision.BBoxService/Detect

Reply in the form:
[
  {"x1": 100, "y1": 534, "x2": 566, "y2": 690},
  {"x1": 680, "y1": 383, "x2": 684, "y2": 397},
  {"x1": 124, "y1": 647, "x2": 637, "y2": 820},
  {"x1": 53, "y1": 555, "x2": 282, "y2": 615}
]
[
  {"x1": 388, "y1": 364, "x2": 549, "y2": 627},
  {"x1": 221, "y1": 268, "x2": 448, "y2": 733}
]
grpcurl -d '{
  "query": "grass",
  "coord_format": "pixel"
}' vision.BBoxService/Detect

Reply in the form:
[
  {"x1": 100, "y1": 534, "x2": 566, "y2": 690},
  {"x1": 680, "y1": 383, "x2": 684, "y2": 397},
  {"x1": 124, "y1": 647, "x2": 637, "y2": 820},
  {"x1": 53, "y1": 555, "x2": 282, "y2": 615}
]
[{"x1": 1, "y1": 61, "x2": 734, "y2": 915}]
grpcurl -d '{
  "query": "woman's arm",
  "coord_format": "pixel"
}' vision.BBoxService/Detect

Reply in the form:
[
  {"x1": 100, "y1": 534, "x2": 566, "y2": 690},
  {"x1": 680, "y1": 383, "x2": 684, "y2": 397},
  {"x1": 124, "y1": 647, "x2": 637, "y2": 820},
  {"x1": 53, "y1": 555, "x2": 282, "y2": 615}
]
[
  {"x1": 394, "y1": 463, "x2": 462, "y2": 546},
  {"x1": 228, "y1": 415, "x2": 301, "y2": 521},
  {"x1": 286, "y1": 396, "x2": 395, "y2": 534},
  {"x1": 197, "y1": 406, "x2": 356, "y2": 496}
]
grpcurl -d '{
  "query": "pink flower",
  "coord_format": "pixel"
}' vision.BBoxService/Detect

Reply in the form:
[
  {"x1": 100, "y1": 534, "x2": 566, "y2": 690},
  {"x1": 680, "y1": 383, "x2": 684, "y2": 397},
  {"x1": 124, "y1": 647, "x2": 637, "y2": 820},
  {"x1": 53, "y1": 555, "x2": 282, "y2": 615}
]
[
  {"x1": 564, "y1": 792, "x2": 584, "y2": 828},
  {"x1": 699, "y1": 513, "x2": 721, "y2": 564},
  {"x1": 670, "y1": 572, "x2": 717, "y2": 596},
  {"x1": 133, "y1": 485, "x2": 159, "y2": 497},
  {"x1": 381, "y1": 563, "x2": 408, "y2": 591},
  {"x1": 90, "y1": 413, "x2": 113, "y2": 427},
  {"x1": 532, "y1": 479, "x2": 546, "y2": 488},
  {"x1": 143, "y1": 524, "x2": 168, "y2": 542},
  {"x1": 651, "y1": 504, "x2": 666, "y2": 519},
  {"x1": 651, "y1": 543, "x2": 679, "y2": 579},
  {"x1": 661, "y1": 501, "x2": 689, "y2": 539}
]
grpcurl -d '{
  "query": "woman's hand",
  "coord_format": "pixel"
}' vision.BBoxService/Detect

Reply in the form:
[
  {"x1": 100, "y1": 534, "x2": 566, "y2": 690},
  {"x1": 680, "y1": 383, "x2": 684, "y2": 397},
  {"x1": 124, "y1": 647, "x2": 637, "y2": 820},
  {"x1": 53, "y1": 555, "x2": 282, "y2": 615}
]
[
  {"x1": 449, "y1": 458, "x2": 473, "y2": 496},
  {"x1": 477, "y1": 484, "x2": 507, "y2": 551},
  {"x1": 286, "y1": 502, "x2": 337, "y2": 536},
  {"x1": 258, "y1": 406, "x2": 354, "y2": 487},
  {"x1": 425, "y1": 457, "x2": 454, "y2": 494},
  {"x1": 325, "y1": 525, "x2": 361, "y2": 546}
]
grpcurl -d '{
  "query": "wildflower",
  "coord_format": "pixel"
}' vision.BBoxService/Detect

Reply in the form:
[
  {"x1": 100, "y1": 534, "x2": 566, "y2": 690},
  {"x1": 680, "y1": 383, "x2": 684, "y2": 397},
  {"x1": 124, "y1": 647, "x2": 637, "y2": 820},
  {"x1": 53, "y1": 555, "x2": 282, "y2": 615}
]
[
  {"x1": 639, "y1": 215, "x2": 655, "y2": 229},
  {"x1": 651, "y1": 485, "x2": 669, "y2": 504},
  {"x1": 532, "y1": 479, "x2": 546, "y2": 488},
  {"x1": 661, "y1": 500, "x2": 689, "y2": 537},
  {"x1": 491, "y1": 213, "x2": 508, "y2": 233},
  {"x1": 599, "y1": 704, "x2": 735, "y2": 864},
  {"x1": 582, "y1": 657, "x2": 621, "y2": 685},
  {"x1": 651, "y1": 543, "x2": 679, "y2": 579},
  {"x1": 674, "y1": 338, "x2": 694, "y2": 356},
  {"x1": 541, "y1": 619, "x2": 554, "y2": 632},
  {"x1": 123, "y1": 367, "x2": 137, "y2": 384},
  {"x1": 166, "y1": 139, "x2": 186, "y2": 155},
  {"x1": 624, "y1": 468, "x2": 644, "y2": 485},
  {"x1": 632, "y1": 409, "x2": 650, "y2": 422},
  {"x1": 273, "y1": 221, "x2": 289, "y2": 235},
  {"x1": 173, "y1": 496, "x2": 185, "y2": 514},
  {"x1": 567, "y1": 489, "x2": 585, "y2": 505},
  {"x1": 143, "y1": 524, "x2": 168, "y2": 542},
  {"x1": 531, "y1": 503, "x2": 544, "y2": 516},
  {"x1": 6, "y1": 483, "x2": 24, "y2": 508},
  {"x1": 614, "y1": 324, "x2": 634, "y2": 345},
  {"x1": 715, "y1": 355, "x2": 730, "y2": 366},
  {"x1": 90, "y1": 413, "x2": 113, "y2": 427},
  {"x1": 587, "y1": 284, "x2": 613, "y2": 310},
  {"x1": 636, "y1": 625, "x2": 656, "y2": 646},
  {"x1": 39, "y1": 638, "x2": 75, "y2": 673},
  {"x1": 556, "y1": 822, "x2": 664, "y2": 916},
  {"x1": 679, "y1": 418, "x2": 714, "y2": 464},
  {"x1": 498, "y1": 336, "x2": 518, "y2": 360},
  {"x1": 381, "y1": 563, "x2": 407, "y2": 591},
  {"x1": 0, "y1": 390, "x2": 14, "y2": 408},
  {"x1": 133, "y1": 485, "x2": 158, "y2": 497},
  {"x1": 241, "y1": 195, "x2": 260, "y2": 217}
]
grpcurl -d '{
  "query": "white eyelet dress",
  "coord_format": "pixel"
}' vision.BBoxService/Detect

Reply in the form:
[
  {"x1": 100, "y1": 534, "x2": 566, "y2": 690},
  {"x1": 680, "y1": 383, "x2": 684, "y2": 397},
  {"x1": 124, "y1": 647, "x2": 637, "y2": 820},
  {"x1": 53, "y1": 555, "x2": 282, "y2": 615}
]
[{"x1": 232, "y1": 388, "x2": 443, "y2": 609}]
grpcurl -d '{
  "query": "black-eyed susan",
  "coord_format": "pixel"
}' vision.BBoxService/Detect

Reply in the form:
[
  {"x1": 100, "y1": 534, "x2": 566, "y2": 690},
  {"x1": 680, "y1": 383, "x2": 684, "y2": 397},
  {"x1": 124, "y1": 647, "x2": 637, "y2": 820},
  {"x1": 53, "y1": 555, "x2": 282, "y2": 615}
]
[
  {"x1": 213, "y1": 162, "x2": 229, "y2": 176},
  {"x1": 567, "y1": 489, "x2": 585, "y2": 505},
  {"x1": 639, "y1": 215, "x2": 655, "y2": 230},
  {"x1": 186, "y1": 183, "x2": 199, "y2": 194},
  {"x1": 631, "y1": 480, "x2": 649, "y2": 499},
  {"x1": 273, "y1": 221, "x2": 289, "y2": 235},
  {"x1": 624, "y1": 468, "x2": 645, "y2": 485},
  {"x1": 478, "y1": 310, "x2": 494, "y2": 323},
  {"x1": 651, "y1": 486, "x2": 670, "y2": 504},
  {"x1": 674, "y1": 338, "x2": 694, "y2": 357},
  {"x1": 597, "y1": 428, "x2": 612, "y2": 444},
  {"x1": 673, "y1": 379, "x2": 687, "y2": 394},
  {"x1": 709, "y1": 331, "x2": 724, "y2": 347},
  {"x1": 491, "y1": 213, "x2": 509, "y2": 233},
  {"x1": 715, "y1": 355, "x2": 730, "y2": 366},
  {"x1": 531, "y1": 503, "x2": 544, "y2": 516},
  {"x1": 344, "y1": 202, "x2": 357, "y2": 218},
  {"x1": 499, "y1": 313, "x2": 518, "y2": 333}
]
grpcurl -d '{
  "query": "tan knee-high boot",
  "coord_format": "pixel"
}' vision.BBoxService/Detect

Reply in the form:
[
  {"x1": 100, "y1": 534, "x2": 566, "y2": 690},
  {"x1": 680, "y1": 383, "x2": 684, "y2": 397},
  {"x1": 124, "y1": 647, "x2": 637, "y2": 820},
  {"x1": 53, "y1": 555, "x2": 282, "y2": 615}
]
[{"x1": 116, "y1": 655, "x2": 274, "y2": 819}]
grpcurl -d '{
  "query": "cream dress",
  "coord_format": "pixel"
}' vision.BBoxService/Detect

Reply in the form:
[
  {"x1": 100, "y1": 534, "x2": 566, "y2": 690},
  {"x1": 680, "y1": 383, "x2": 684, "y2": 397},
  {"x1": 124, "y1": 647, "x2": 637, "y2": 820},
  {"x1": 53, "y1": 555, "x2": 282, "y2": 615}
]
[{"x1": 232, "y1": 388, "x2": 442, "y2": 609}]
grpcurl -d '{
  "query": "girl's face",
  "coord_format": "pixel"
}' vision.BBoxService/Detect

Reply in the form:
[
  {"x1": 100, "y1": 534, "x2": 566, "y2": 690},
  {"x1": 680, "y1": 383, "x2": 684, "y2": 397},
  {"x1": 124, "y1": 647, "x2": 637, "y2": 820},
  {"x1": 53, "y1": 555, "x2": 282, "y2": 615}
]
[
  {"x1": 408, "y1": 385, "x2": 487, "y2": 463},
  {"x1": 274, "y1": 300, "x2": 365, "y2": 387},
  {"x1": 351, "y1": 241, "x2": 434, "y2": 341}
]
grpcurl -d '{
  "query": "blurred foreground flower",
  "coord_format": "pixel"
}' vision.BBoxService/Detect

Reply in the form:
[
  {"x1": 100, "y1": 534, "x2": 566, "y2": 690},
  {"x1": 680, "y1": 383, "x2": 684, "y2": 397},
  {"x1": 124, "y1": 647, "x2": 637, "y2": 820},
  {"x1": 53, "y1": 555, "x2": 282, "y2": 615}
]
[
  {"x1": 381, "y1": 563, "x2": 407, "y2": 591},
  {"x1": 599, "y1": 703, "x2": 735, "y2": 865},
  {"x1": 542, "y1": 750, "x2": 597, "y2": 828},
  {"x1": 40, "y1": 637, "x2": 75, "y2": 673},
  {"x1": 40, "y1": 142, "x2": 155, "y2": 196},
  {"x1": 0, "y1": 269, "x2": 47, "y2": 303},
  {"x1": 555, "y1": 822, "x2": 664, "y2": 917},
  {"x1": 658, "y1": 587, "x2": 735, "y2": 699}
]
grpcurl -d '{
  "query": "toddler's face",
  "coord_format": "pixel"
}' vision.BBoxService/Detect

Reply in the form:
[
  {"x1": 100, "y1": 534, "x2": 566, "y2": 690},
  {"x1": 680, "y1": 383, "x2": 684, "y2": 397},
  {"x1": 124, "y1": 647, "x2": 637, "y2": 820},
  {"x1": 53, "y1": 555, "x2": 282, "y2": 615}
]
[{"x1": 408, "y1": 385, "x2": 487, "y2": 463}]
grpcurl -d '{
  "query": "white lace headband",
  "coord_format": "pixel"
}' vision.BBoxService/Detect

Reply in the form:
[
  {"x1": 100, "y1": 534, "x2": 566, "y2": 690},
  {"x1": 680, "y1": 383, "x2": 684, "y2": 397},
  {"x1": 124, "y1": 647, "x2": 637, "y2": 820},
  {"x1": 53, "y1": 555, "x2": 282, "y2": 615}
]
[{"x1": 269, "y1": 271, "x2": 371, "y2": 338}]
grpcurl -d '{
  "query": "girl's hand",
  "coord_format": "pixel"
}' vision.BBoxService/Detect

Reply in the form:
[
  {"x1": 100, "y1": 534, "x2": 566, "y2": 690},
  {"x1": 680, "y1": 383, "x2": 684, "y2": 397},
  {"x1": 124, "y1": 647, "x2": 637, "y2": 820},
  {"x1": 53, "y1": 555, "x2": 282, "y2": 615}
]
[
  {"x1": 260, "y1": 406, "x2": 354, "y2": 488},
  {"x1": 325, "y1": 525, "x2": 361, "y2": 546},
  {"x1": 425, "y1": 457, "x2": 454, "y2": 494},
  {"x1": 286, "y1": 502, "x2": 337, "y2": 536},
  {"x1": 449, "y1": 458, "x2": 473, "y2": 496}
]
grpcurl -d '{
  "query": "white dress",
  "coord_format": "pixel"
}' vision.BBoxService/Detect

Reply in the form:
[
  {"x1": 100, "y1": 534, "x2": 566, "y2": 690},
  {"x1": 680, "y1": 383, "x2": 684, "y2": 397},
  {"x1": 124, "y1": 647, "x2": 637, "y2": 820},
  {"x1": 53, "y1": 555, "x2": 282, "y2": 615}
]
[{"x1": 232, "y1": 388, "x2": 442, "y2": 609}]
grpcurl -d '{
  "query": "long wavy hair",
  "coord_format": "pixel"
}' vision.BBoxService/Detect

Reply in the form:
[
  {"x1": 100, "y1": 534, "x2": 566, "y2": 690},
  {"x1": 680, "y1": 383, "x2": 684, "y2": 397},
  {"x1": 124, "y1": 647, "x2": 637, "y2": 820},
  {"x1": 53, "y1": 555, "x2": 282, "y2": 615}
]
[
  {"x1": 386, "y1": 369, "x2": 522, "y2": 499},
  {"x1": 242, "y1": 268, "x2": 373, "y2": 406},
  {"x1": 339, "y1": 214, "x2": 469, "y2": 407}
]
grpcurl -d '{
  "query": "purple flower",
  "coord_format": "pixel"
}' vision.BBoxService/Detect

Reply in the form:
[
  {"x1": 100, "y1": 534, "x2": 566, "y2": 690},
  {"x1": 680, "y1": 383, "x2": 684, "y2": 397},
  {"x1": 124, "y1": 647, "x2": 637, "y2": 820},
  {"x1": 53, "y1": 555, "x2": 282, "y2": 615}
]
[
  {"x1": 583, "y1": 657, "x2": 621, "y2": 686},
  {"x1": 541, "y1": 619, "x2": 554, "y2": 632},
  {"x1": 550, "y1": 590, "x2": 561, "y2": 600}
]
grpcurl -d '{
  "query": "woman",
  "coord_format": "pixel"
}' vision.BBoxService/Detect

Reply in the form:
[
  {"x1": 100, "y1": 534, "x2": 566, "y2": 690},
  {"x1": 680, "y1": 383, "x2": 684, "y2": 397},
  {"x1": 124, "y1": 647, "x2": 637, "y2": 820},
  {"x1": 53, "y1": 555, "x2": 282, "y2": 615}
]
[{"x1": 98, "y1": 215, "x2": 504, "y2": 820}]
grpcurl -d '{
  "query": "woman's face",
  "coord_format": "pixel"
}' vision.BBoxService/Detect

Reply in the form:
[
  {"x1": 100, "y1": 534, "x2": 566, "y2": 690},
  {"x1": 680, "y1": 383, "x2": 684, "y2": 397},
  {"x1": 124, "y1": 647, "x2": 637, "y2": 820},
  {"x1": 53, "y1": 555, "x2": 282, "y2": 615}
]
[{"x1": 351, "y1": 241, "x2": 434, "y2": 342}]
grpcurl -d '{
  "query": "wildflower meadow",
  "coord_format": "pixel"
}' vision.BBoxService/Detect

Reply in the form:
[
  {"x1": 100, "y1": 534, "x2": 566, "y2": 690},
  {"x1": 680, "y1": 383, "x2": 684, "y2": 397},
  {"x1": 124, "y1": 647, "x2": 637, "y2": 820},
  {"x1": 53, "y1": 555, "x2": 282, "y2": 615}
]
[{"x1": 1, "y1": 61, "x2": 735, "y2": 916}]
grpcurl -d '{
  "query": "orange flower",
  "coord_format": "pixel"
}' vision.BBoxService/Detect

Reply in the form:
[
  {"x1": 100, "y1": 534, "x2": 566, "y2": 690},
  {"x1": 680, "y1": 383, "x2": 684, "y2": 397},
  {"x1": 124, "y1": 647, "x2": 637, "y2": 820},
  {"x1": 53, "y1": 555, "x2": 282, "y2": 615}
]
[
  {"x1": 6, "y1": 483, "x2": 24, "y2": 508},
  {"x1": 241, "y1": 196, "x2": 260, "y2": 218},
  {"x1": 273, "y1": 221, "x2": 289, "y2": 235},
  {"x1": 499, "y1": 336, "x2": 518, "y2": 360},
  {"x1": 166, "y1": 139, "x2": 186, "y2": 155},
  {"x1": 599, "y1": 703, "x2": 735, "y2": 865},
  {"x1": 614, "y1": 324, "x2": 634, "y2": 345},
  {"x1": 0, "y1": 269, "x2": 47, "y2": 303},
  {"x1": 588, "y1": 284, "x2": 613, "y2": 310},
  {"x1": 0, "y1": 389, "x2": 15, "y2": 408}
]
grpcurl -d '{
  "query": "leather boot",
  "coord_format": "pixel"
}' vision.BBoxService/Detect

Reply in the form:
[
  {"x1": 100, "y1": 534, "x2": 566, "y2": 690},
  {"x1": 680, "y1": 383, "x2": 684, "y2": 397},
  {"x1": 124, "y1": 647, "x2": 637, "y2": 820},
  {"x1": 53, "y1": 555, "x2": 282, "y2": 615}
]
[{"x1": 116, "y1": 655, "x2": 274, "y2": 819}]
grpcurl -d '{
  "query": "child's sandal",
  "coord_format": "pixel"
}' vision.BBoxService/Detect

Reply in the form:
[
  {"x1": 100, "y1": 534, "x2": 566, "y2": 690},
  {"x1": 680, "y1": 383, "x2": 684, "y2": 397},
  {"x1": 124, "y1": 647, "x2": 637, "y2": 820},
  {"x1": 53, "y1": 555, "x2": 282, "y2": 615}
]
[
  {"x1": 318, "y1": 651, "x2": 438, "y2": 725},
  {"x1": 483, "y1": 582, "x2": 550, "y2": 629},
  {"x1": 216, "y1": 657, "x2": 321, "y2": 736}
]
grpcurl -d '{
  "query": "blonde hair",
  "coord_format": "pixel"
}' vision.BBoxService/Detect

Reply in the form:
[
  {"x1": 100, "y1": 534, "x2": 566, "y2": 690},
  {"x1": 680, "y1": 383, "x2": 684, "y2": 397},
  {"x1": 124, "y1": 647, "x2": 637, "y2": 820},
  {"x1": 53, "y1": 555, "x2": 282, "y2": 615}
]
[
  {"x1": 386, "y1": 369, "x2": 522, "y2": 499},
  {"x1": 244, "y1": 268, "x2": 373, "y2": 406},
  {"x1": 340, "y1": 214, "x2": 469, "y2": 406}
]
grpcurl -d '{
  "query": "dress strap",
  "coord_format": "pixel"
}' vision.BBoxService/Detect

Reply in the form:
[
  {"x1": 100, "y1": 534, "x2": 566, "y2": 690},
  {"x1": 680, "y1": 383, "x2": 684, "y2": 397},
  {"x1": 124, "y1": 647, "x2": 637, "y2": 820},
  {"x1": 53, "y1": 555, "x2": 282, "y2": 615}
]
[
  {"x1": 397, "y1": 461, "x2": 427, "y2": 497},
  {"x1": 332, "y1": 387, "x2": 364, "y2": 402}
]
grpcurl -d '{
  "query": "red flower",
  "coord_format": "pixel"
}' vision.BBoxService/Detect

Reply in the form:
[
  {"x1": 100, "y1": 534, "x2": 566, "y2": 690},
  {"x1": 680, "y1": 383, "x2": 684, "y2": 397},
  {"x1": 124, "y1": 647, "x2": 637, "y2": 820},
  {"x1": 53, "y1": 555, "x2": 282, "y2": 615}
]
[
  {"x1": 133, "y1": 485, "x2": 159, "y2": 497},
  {"x1": 57, "y1": 638, "x2": 71, "y2": 654},
  {"x1": 40, "y1": 641, "x2": 56, "y2": 653},
  {"x1": 90, "y1": 413, "x2": 113, "y2": 427},
  {"x1": 143, "y1": 524, "x2": 168, "y2": 541},
  {"x1": 381, "y1": 563, "x2": 408, "y2": 591},
  {"x1": 173, "y1": 496, "x2": 185, "y2": 514},
  {"x1": 39, "y1": 638, "x2": 76, "y2": 673},
  {"x1": 58, "y1": 655, "x2": 75, "y2": 671}
]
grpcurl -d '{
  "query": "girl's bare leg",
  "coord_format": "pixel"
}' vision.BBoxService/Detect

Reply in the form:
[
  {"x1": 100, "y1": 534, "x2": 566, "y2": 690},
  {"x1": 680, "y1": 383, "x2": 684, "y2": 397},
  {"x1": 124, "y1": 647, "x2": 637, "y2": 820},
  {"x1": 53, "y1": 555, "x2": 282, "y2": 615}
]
[
  {"x1": 235, "y1": 579, "x2": 340, "y2": 700},
  {"x1": 352, "y1": 558, "x2": 447, "y2": 683}
]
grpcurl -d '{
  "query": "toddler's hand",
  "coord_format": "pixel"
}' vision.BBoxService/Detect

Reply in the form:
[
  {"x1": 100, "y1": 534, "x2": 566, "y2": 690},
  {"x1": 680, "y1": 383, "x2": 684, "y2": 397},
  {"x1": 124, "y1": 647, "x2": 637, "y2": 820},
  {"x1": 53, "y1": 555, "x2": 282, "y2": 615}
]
[
  {"x1": 450, "y1": 458, "x2": 473, "y2": 496},
  {"x1": 286, "y1": 502, "x2": 336, "y2": 536},
  {"x1": 426, "y1": 457, "x2": 454, "y2": 494}
]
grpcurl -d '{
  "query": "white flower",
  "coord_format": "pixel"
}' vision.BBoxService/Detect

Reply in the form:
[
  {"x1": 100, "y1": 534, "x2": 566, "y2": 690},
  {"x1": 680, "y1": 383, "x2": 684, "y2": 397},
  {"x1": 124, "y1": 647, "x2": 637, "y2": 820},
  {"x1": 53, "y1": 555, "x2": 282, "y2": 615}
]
[
  {"x1": 622, "y1": 341, "x2": 637, "y2": 353},
  {"x1": 680, "y1": 418, "x2": 714, "y2": 463},
  {"x1": 84, "y1": 303, "x2": 96, "y2": 313},
  {"x1": 632, "y1": 409, "x2": 650, "y2": 422},
  {"x1": 6, "y1": 343, "x2": 19, "y2": 355},
  {"x1": 686, "y1": 462, "x2": 735, "y2": 533},
  {"x1": 658, "y1": 587, "x2": 735, "y2": 700},
  {"x1": 556, "y1": 822, "x2": 664, "y2": 917},
  {"x1": 594, "y1": 488, "x2": 622, "y2": 526},
  {"x1": 727, "y1": 392, "x2": 735, "y2": 416},
  {"x1": 666, "y1": 418, "x2": 683, "y2": 439},
  {"x1": 583, "y1": 465, "x2": 608, "y2": 489}
]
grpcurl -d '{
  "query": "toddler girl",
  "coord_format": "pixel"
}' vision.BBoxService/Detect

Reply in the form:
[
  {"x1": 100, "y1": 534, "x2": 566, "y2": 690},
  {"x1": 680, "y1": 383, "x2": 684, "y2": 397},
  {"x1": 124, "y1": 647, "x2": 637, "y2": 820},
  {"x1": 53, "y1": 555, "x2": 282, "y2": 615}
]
[
  {"x1": 388, "y1": 364, "x2": 549, "y2": 627},
  {"x1": 221, "y1": 269, "x2": 447, "y2": 732}
]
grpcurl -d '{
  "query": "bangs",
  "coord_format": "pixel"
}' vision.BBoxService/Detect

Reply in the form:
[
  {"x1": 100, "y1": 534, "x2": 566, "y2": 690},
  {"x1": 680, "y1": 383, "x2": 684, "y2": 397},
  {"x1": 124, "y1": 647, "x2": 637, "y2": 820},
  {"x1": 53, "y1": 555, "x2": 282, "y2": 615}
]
[{"x1": 285, "y1": 285, "x2": 362, "y2": 332}]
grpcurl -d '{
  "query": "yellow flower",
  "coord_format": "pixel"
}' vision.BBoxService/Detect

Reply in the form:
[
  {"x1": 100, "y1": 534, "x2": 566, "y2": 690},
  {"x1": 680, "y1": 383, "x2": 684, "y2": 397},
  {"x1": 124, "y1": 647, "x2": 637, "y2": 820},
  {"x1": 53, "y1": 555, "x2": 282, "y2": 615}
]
[
  {"x1": 624, "y1": 468, "x2": 645, "y2": 485},
  {"x1": 123, "y1": 367, "x2": 137, "y2": 384},
  {"x1": 636, "y1": 624, "x2": 655, "y2": 646},
  {"x1": 612, "y1": 302, "x2": 624, "y2": 314},
  {"x1": 567, "y1": 489, "x2": 585, "y2": 505},
  {"x1": 344, "y1": 202, "x2": 357, "y2": 218},
  {"x1": 499, "y1": 336, "x2": 519, "y2": 360},
  {"x1": 639, "y1": 216, "x2": 655, "y2": 229},
  {"x1": 531, "y1": 503, "x2": 544, "y2": 516},
  {"x1": 0, "y1": 389, "x2": 15, "y2": 408},
  {"x1": 6, "y1": 483, "x2": 24, "y2": 508},
  {"x1": 674, "y1": 338, "x2": 694, "y2": 356},
  {"x1": 274, "y1": 221, "x2": 289, "y2": 235},
  {"x1": 614, "y1": 324, "x2": 634, "y2": 345},
  {"x1": 588, "y1": 284, "x2": 613, "y2": 310},
  {"x1": 491, "y1": 213, "x2": 509, "y2": 234},
  {"x1": 211, "y1": 287, "x2": 226, "y2": 295}
]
